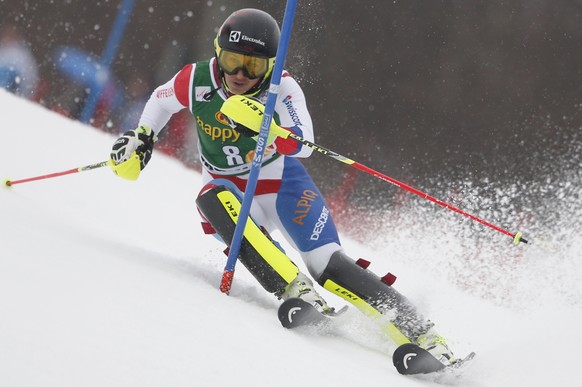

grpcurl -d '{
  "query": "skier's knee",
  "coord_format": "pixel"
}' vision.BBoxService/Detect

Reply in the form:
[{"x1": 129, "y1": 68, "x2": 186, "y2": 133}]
[
  {"x1": 195, "y1": 181, "x2": 299, "y2": 294},
  {"x1": 196, "y1": 179, "x2": 244, "y2": 243},
  {"x1": 302, "y1": 243, "x2": 342, "y2": 280}
]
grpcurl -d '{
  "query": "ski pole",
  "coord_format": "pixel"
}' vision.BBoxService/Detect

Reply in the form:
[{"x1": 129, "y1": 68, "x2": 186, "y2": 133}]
[
  {"x1": 220, "y1": 0, "x2": 299, "y2": 295},
  {"x1": 221, "y1": 96, "x2": 528, "y2": 245},
  {"x1": 287, "y1": 132, "x2": 528, "y2": 245},
  {"x1": 3, "y1": 161, "x2": 109, "y2": 187}
]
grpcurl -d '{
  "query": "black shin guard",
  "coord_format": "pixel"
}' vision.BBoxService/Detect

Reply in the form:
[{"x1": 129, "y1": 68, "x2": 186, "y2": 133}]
[
  {"x1": 196, "y1": 185, "x2": 299, "y2": 295},
  {"x1": 317, "y1": 250, "x2": 432, "y2": 344}
]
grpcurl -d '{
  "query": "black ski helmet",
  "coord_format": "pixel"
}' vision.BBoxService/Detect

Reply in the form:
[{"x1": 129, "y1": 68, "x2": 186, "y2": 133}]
[{"x1": 214, "y1": 9, "x2": 280, "y2": 87}]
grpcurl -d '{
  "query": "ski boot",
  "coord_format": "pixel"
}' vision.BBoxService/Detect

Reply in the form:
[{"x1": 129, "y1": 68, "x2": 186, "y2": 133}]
[
  {"x1": 280, "y1": 272, "x2": 334, "y2": 314},
  {"x1": 316, "y1": 250, "x2": 456, "y2": 360},
  {"x1": 416, "y1": 327, "x2": 457, "y2": 366}
]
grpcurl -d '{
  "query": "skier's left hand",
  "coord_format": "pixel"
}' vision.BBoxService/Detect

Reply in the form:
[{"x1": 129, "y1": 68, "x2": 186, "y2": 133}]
[
  {"x1": 221, "y1": 95, "x2": 287, "y2": 138},
  {"x1": 229, "y1": 120, "x2": 257, "y2": 138}
]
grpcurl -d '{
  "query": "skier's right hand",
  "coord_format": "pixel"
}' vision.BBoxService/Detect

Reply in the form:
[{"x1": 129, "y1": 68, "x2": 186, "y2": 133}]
[{"x1": 109, "y1": 125, "x2": 157, "y2": 181}]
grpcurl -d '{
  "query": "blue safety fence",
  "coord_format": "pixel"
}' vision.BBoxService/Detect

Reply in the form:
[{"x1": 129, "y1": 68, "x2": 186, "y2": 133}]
[{"x1": 80, "y1": 0, "x2": 136, "y2": 124}]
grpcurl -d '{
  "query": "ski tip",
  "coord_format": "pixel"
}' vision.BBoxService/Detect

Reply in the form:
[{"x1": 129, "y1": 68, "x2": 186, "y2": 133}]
[
  {"x1": 278, "y1": 298, "x2": 328, "y2": 329},
  {"x1": 393, "y1": 343, "x2": 445, "y2": 375},
  {"x1": 3, "y1": 178, "x2": 12, "y2": 188},
  {"x1": 393, "y1": 344, "x2": 477, "y2": 376},
  {"x1": 278, "y1": 298, "x2": 308, "y2": 328}
]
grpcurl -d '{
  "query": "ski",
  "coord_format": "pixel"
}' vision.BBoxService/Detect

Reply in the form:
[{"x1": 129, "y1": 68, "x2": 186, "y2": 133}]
[
  {"x1": 279, "y1": 299, "x2": 475, "y2": 377},
  {"x1": 277, "y1": 297, "x2": 347, "y2": 329},
  {"x1": 392, "y1": 343, "x2": 475, "y2": 375}
]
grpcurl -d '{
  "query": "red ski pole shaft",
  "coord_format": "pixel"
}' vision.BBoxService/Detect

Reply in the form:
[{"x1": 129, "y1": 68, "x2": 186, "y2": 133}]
[
  {"x1": 285, "y1": 132, "x2": 528, "y2": 245},
  {"x1": 3, "y1": 161, "x2": 109, "y2": 187}
]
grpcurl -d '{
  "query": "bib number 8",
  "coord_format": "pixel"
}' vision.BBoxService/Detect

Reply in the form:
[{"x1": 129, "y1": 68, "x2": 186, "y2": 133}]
[{"x1": 223, "y1": 145, "x2": 244, "y2": 166}]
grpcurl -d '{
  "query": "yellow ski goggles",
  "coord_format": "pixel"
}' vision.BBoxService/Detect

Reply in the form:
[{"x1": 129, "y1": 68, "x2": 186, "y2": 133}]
[{"x1": 217, "y1": 49, "x2": 271, "y2": 80}]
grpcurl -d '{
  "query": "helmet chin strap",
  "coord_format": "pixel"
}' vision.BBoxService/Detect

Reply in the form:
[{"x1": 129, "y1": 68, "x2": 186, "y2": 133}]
[{"x1": 221, "y1": 73, "x2": 268, "y2": 98}]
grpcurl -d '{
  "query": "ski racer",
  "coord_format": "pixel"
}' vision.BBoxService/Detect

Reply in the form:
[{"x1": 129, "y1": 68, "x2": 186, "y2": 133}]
[{"x1": 109, "y1": 8, "x2": 458, "y2": 367}]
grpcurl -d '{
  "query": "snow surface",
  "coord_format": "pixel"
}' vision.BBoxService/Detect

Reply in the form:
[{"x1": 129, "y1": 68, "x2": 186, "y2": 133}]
[{"x1": 1, "y1": 89, "x2": 580, "y2": 386}]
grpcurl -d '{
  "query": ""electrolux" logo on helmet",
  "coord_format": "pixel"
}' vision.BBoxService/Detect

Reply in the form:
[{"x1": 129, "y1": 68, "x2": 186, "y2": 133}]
[
  {"x1": 229, "y1": 31, "x2": 241, "y2": 42},
  {"x1": 229, "y1": 30, "x2": 266, "y2": 46}
]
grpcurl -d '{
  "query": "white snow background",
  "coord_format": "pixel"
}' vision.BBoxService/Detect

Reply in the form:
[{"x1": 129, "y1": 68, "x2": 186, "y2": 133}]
[{"x1": 1, "y1": 89, "x2": 580, "y2": 386}]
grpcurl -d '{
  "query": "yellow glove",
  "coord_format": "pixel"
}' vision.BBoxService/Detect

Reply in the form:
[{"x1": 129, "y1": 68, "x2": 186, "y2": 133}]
[
  {"x1": 109, "y1": 125, "x2": 157, "y2": 181},
  {"x1": 220, "y1": 96, "x2": 288, "y2": 145}
]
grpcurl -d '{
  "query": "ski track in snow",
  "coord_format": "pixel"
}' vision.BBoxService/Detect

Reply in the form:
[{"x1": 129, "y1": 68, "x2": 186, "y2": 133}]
[{"x1": 0, "y1": 89, "x2": 580, "y2": 386}]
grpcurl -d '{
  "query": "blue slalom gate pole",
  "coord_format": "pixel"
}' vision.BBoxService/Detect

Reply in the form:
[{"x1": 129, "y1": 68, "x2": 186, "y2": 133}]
[
  {"x1": 80, "y1": 0, "x2": 136, "y2": 124},
  {"x1": 220, "y1": 0, "x2": 298, "y2": 294}
]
